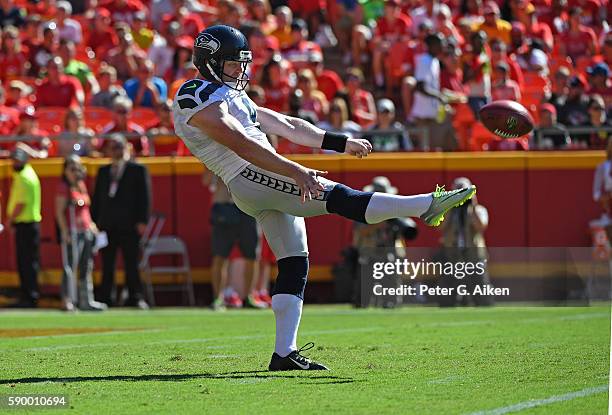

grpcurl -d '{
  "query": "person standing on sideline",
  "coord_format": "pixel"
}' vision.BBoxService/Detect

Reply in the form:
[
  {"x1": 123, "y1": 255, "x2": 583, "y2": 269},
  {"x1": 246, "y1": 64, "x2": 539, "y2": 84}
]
[
  {"x1": 7, "y1": 147, "x2": 42, "y2": 308},
  {"x1": 55, "y1": 155, "x2": 107, "y2": 312},
  {"x1": 91, "y1": 134, "x2": 152, "y2": 309}
]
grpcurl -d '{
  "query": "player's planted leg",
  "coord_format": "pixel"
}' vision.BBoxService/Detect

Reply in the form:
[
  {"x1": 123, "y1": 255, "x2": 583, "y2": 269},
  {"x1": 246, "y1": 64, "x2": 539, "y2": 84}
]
[{"x1": 268, "y1": 256, "x2": 329, "y2": 371}]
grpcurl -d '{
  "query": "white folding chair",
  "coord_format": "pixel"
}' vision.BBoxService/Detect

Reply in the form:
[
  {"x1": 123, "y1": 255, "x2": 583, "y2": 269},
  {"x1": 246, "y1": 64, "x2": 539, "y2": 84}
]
[{"x1": 140, "y1": 235, "x2": 196, "y2": 307}]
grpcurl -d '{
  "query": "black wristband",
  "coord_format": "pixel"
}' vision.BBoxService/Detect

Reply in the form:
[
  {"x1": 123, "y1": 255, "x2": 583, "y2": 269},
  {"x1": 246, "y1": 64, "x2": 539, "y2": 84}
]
[{"x1": 321, "y1": 131, "x2": 348, "y2": 153}]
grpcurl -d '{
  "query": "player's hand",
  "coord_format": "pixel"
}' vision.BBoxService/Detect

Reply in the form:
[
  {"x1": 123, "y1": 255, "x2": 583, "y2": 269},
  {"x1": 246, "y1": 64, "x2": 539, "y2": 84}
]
[
  {"x1": 292, "y1": 166, "x2": 328, "y2": 203},
  {"x1": 345, "y1": 138, "x2": 372, "y2": 158}
]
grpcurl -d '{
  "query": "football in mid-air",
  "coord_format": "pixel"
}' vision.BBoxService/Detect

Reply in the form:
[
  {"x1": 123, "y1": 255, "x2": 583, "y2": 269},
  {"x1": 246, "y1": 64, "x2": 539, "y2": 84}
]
[{"x1": 479, "y1": 100, "x2": 534, "y2": 138}]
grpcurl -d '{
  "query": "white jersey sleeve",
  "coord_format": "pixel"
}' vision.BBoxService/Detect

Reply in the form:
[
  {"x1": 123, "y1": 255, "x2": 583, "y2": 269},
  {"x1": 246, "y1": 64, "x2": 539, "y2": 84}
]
[{"x1": 173, "y1": 79, "x2": 225, "y2": 123}]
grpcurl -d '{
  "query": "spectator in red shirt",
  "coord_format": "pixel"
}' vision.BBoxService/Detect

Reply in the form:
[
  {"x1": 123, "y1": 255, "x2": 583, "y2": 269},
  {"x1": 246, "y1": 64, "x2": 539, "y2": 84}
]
[
  {"x1": 539, "y1": 0, "x2": 568, "y2": 35},
  {"x1": 515, "y1": 1, "x2": 554, "y2": 53},
  {"x1": 6, "y1": 81, "x2": 33, "y2": 113},
  {"x1": 296, "y1": 68, "x2": 329, "y2": 120},
  {"x1": 105, "y1": 30, "x2": 144, "y2": 81},
  {"x1": 587, "y1": 63, "x2": 612, "y2": 108},
  {"x1": 463, "y1": 31, "x2": 492, "y2": 117},
  {"x1": 0, "y1": 85, "x2": 20, "y2": 136},
  {"x1": 36, "y1": 57, "x2": 84, "y2": 108},
  {"x1": 440, "y1": 45, "x2": 469, "y2": 103},
  {"x1": 20, "y1": 15, "x2": 42, "y2": 54},
  {"x1": 29, "y1": 23, "x2": 59, "y2": 77},
  {"x1": 345, "y1": 67, "x2": 377, "y2": 128},
  {"x1": 558, "y1": 7, "x2": 598, "y2": 63},
  {"x1": 248, "y1": 30, "x2": 278, "y2": 77},
  {"x1": 491, "y1": 61, "x2": 522, "y2": 101},
  {"x1": 12, "y1": 107, "x2": 54, "y2": 157},
  {"x1": 87, "y1": 8, "x2": 118, "y2": 60},
  {"x1": 436, "y1": 4, "x2": 462, "y2": 45},
  {"x1": 306, "y1": 51, "x2": 345, "y2": 102},
  {"x1": 0, "y1": 25, "x2": 29, "y2": 81},
  {"x1": 161, "y1": 2, "x2": 205, "y2": 39},
  {"x1": 282, "y1": 19, "x2": 322, "y2": 71},
  {"x1": 99, "y1": 0, "x2": 147, "y2": 25},
  {"x1": 100, "y1": 96, "x2": 148, "y2": 156},
  {"x1": 259, "y1": 57, "x2": 292, "y2": 113},
  {"x1": 490, "y1": 39, "x2": 524, "y2": 90},
  {"x1": 569, "y1": 0, "x2": 605, "y2": 33},
  {"x1": 372, "y1": 0, "x2": 412, "y2": 88}
]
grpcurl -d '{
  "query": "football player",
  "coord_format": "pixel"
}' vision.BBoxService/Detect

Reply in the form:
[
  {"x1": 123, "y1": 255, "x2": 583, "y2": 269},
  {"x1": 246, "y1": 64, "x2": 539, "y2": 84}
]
[{"x1": 173, "y1": 25, "x2": 476, "y2": 371}]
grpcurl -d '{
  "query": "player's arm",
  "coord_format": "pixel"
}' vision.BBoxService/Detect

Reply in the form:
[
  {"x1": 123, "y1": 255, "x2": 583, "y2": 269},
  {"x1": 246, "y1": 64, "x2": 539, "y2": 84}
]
[
  {"x1": 256, "y1": 106, "x2": 372, "y2": 157},
  {"x1": 188, "y1": 101, "x2": 326, "y2": 202}
]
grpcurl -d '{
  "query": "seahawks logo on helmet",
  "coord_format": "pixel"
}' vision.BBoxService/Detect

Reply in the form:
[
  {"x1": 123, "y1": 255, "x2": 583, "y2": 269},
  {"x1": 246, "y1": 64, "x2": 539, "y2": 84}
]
[{"x1": 195, "y1": 33, "x2": 220, "y2": 54}]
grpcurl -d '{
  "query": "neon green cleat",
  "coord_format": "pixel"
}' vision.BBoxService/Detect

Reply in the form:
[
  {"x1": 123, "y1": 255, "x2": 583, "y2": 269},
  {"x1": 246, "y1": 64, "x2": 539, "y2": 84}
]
[{"x1": 420, "y1": 184, "x2": 477, "y2": 227}]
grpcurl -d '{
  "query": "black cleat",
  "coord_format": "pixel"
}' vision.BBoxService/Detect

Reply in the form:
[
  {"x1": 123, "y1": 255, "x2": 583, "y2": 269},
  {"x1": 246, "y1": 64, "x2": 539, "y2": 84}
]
[{"x1": 268, "y1": 342, "x2": 329, "y2": 371}]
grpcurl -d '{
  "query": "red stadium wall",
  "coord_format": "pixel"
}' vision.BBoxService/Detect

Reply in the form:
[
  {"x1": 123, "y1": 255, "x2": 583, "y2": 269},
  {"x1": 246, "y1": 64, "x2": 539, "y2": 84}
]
[{"x1": 0, "y1": 151, "x2": 603, "y2": 286}]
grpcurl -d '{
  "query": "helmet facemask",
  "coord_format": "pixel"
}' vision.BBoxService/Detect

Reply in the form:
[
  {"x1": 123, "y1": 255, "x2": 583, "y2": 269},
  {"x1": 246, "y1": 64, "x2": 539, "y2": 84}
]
[{"x1": 206, "y1": 50, "x2": 253, "y2": 91}]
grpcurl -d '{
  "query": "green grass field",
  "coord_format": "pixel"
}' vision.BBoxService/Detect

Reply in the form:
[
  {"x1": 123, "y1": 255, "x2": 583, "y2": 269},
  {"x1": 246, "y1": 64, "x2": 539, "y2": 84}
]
[{"x1": 0, "y1": 305, "x2": 609, "y2": 414}]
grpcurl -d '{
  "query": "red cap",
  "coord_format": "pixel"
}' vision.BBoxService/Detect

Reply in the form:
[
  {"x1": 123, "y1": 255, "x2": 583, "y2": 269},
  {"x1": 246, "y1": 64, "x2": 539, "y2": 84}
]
[
  {"x1": 386, "y1": 0, "x2": 401, "y2": 6},
  {"x1": 96, "y1": 8, "x2": 111, "y2": 18},
  {"x1": 540, "y1": 103, "x2": 556, "y2": 115}
]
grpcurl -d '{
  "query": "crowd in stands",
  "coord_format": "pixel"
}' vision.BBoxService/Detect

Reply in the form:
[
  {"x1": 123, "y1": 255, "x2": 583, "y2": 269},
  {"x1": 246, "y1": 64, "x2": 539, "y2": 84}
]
[{"x1": 0, "y1": 0, "x2": 611, "y2": 154}]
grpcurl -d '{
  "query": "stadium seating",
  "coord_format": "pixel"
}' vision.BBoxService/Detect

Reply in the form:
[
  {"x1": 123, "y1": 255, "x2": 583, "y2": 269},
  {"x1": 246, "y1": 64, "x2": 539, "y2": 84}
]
[
  {"x1": 83, "y1": 107, "x2": 114, "y2": 133},
  {"x1": 36, "y1": 107, "x2": 66, "y2": 134}
]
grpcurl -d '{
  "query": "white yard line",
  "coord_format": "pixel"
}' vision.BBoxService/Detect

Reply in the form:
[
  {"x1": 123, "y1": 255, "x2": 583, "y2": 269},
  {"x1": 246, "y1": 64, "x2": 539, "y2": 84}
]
[
  {"x1": 20, "y1": 327, "x2": 380, "y2": 352},
  {"x1": 7, "y1": 328, "x2": 166, "y2": 340},
  {"x1": 466, "y1": 385, "x2": 608, "y2": 415},
  {"x1": 427, "y1": 375, "x2": 465, "y2": 384},
  {"x1": 8, "y1": 311, "x2": 608, "y2": 353}
]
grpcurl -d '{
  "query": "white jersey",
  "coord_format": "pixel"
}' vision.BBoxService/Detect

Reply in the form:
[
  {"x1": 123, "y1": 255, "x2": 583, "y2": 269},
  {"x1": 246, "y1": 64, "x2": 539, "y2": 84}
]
[{"x1": 172, "y1": 79, "x2": 276, "y2": 184}]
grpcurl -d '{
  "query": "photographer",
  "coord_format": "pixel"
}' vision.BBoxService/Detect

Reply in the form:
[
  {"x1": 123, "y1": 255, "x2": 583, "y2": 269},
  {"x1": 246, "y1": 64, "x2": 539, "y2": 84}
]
[
  {"x1": 351, "y1": 177, "x2": 418, "y2": 308},
  {"x1": 439, "y1": 177, "x2": 493, "y2": 306}
]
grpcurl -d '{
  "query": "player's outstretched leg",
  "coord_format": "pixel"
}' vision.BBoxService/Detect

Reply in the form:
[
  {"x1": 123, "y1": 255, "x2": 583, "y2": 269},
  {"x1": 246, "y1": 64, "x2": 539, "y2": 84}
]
[{"x1": 326, "y1": 182, "x2": 476, "y2": 227}]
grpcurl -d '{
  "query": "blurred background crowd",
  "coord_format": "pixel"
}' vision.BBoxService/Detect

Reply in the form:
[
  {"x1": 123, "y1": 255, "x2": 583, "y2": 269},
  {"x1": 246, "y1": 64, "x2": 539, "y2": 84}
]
[{"x1": 0, "y1": 0, "x2": 610, "y2": 154}]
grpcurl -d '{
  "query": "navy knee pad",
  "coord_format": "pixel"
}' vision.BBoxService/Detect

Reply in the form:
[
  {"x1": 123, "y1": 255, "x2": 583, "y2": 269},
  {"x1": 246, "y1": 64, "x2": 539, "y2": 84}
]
[
  {"x1": 272, "y1": 256, "x2": 309, "y2": 299},
  {"x1": 326, "y1": 183, "x2": 373, "y2": 224}
]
